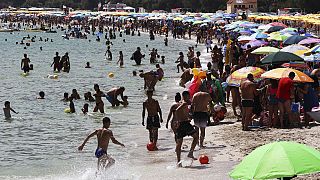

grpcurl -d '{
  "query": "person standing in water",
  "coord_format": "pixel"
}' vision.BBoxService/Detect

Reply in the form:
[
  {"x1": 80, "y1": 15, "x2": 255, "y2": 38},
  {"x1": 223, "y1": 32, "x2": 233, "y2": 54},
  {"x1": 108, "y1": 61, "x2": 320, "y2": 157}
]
[
  {"x1": 132, "y1": 47, "x2": 145, "y2": 65},
  {"x1": 51, "y1": 52, "x2": 61, "y2": 72},
  {"x1": 61, "y1": 52, "x2": 70, "y2": 73},
  {"x1": 142, "y1": 90, "x2": 163, "y2": 150},
  {"x1": 93, "y1": 84, "x2": 105, "y2": 113},
  {"x1": 106, "y1": 87, "x2": 126, "y2": 107},
  {"x1": 21, "y1": 54, "x2": 30, "y2": 73},
  {"x1": 3, "y1": 101, "x2": 18, "y2": 119},
  {"x1": 117, "y1": 51, "x2": 124, "y2": 67},
  {"x1": 78, "y1": 117, "x2": 125, "y2": 170},
  {"x1": 105, "y1": 46, "x2": 112, "y2": 60}
]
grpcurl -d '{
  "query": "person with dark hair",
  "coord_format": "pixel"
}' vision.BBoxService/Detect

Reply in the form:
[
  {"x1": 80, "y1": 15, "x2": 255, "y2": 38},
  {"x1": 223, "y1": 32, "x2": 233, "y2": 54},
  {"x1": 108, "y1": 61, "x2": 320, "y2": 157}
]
[
  {"x1": 51, "y1": 52, "x2": 61, "y2": 72},
  {"x1": 78, "y1": 117, "x2": 125, "y2": 170},
  {"x1": 106, "y1": 87, "x2": 126, "y2": 107},
  {"x1": 38, "y1": 91, "x2": 45, "y2": 99},
  {"x1": 142, "y1": 90, "x2": 163, "y2": 150},
  {"x1": 174, "y1": 91, "x2": 198, "y2": 166},
  {"x1": 3, "y1": 101, "x2": 18, "y2": 119},
  {"x1": 93, "y1": 84, "x2": 105, "y2": 113},
  {"x1": 21, "y1": 54, "x2": 30, "y2": 73},
  {"x1": 166, "y1": 92, "x2": 182, "y2": 134},
  {"x1": 175, "y1": 52, "x2": 185, "y2": 73},
  {"x1": 240, "y1": 73, "x2": 258, "y2": 131},
  {"x1": 267, "y1": 79, "x2": 279, "y2": 127},
  {"x1": 131, "y1": 47, "x2": 145, "y2": 65},
  {"x1": 276, "y1": 72, "x2": 295, "y2": 128}
]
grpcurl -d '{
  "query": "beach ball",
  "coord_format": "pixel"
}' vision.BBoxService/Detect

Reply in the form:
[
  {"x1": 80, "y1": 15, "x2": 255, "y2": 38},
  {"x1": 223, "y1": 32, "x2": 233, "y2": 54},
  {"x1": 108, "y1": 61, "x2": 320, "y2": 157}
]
[
  {"x1": 146, "y1": 142, "x2": 155, "y2": 151},
  {"x1": 108, "y1": 72, "x2": 114, "y2": 78},
  {"x1": 199, "y1": 155, "x2": 209, "y2": 164}
]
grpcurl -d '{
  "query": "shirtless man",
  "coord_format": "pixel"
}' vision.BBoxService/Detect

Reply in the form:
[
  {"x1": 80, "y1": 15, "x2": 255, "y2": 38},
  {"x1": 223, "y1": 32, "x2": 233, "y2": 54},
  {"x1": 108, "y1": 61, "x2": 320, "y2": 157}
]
[
  {"x1": 139, "y1": 71, "x2": 158, "y2": 91},
  {"x1": 175, "y1": 91, "x2": 198, "y2": 166},
  {"x1": 93, "y1": 84, "x2": 105, "y2": 113},
  {"x1": 3, "y1": 101, "x2": 18, "y2": 119},
  {"x1": 106, "y1": 87, "x2": 125, "y2": 107},
  {"x1": 142, "y1": 90, "x2": 163, "y2": 150},
  {"x1": 51, "y1": 52, "x2": 61, "y2": 72},
  {"x1": 166, "y1": 93, "x2": 182, "y2": 134},
  {"x1": 179, "y1": 67, "x2": 193, "y2": 88},
  {"x1": 78, "y1": 117, "x2": 125, "y2": 170},
  {"x1": 105, "y1": 46, "x2": 112, "y2": 60},
  {"x1": 149, "y1": 48, "x2": 157, "y2": 64},
  {"x1": 191, "y1": 91, "x2": 212, "y2": 148},
  {"x1": 21, "y1": 54, "x2": 30, "y2": 73},
  {"x1": 61, "y1": 52, "x2": 70, "y2": 73},
  {"x1": 240, "y1": 74, "x2": 258, "y2": 131}
]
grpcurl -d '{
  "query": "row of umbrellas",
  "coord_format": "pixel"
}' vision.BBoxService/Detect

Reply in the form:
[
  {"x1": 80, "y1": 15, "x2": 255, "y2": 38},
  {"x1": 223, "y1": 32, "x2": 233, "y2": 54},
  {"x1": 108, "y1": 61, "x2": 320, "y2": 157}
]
[{"x1": 226, "y1": 66, "x2": 313, "y2": 87}]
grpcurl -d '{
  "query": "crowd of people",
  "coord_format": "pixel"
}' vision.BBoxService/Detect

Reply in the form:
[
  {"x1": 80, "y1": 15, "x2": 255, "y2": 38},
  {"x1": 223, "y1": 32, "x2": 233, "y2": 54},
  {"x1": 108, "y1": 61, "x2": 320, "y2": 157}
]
[{"x1": 2, "y1": 13, "x2": 320, "y2": 170}]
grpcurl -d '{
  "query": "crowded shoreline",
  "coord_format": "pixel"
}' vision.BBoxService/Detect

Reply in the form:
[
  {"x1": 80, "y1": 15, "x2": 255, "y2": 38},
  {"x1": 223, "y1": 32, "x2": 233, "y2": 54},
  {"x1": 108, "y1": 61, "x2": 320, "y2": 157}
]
[{"x1": 1, "y1": 9, "x2": 320, "y2": 180}]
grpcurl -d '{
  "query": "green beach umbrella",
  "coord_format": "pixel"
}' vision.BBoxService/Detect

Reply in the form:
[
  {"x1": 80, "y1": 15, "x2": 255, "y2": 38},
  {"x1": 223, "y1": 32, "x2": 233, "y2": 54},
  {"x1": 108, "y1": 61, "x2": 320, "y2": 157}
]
[
  {"x1": 230, "y1": 141, "x2": 320, "y2": 180},
  {"x1": 261, "y1": 51, "x2": 304, "y2": 64}
]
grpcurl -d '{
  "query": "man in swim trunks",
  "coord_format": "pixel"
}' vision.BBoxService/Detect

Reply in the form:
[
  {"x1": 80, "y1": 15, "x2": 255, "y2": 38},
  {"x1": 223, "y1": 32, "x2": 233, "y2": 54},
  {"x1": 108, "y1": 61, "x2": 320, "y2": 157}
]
[
  {"x1": 132, "y1": 47, "x2": 145, "y2": 65},
  {"x1": 276, "y1": 72, "x2": 295, "y2": 129},
  {"x1": 139, "y1": 71, "x2": 158, "y2": 91},
  {"x1": 142, "y1": 90, "x2": 163, "y2": 150},
  {"x1": 21, "y1": 54, "x2": 30, "y2": 73},
  {"x1": 166, "y1": 93, "x2": 182, "y2": 135},
  {"x1": 93, "y1": 84, "x2": 105, "y2": 113},
  {"x1": 175, "y1": 91, "x2": 198, "y2": 166},
  {"x1": 240, "y1": 74, "x2": 258, "y2": 131},
  {"x1": 51, "y1": 52, "x2": 61, "y2": 72},
  {"x1": 78, "y1": 117, "x2": 125, "y2": 170},
  {"x1": 191, "y1": 91, "x2": 212, "y2": 148},
  {"x1": 106, "y1": 87, "x2": 126, "y2": 107}
]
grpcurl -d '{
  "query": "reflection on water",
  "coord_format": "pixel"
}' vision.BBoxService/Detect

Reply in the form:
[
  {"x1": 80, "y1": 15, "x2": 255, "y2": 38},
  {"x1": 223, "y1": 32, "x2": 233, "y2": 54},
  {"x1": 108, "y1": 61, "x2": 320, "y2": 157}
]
[{"x1": 0, "y1": 29, "x2": 204, "y2": 179}]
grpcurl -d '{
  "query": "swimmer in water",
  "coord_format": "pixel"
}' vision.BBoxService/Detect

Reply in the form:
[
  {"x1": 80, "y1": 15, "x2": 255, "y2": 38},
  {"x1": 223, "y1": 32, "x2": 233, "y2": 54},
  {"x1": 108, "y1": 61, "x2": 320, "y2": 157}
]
[
  {"x1": 69, "y1": 98, "x2": 75, "y2": 113},
  {"x1": 70, "y1": 89, "x2": 81, "y2": 100},
  {"x1": 117, "y1": 51, "x2": 124, "y2": 67},
  {"x1": 78, "y1": 117, "x2": 125, "y2": 170},
  {"x1": 38, "y1": 91, "x2": 45, "y2": 99},
  {"x1": 82, "y1": 103, "x2": 89, "y2": 114},
  {"x1": 21, "y1": 54, "x2": 30, "y2": 73},
  {"x1": 3, "y1": 101, "x2": 18, "y2": 119},
  {"x1": 62, "y1": 92, "x2": 69, "y2": 102},
  {"x1": 85, "y1": 62, "x2": 91, "y2": 68},
  {"x1": 93, "y1": 84, "x2": 105, "y2": 113},
  {"x1": 105, "y1": 46, "x2": 112, "y2": 60}
]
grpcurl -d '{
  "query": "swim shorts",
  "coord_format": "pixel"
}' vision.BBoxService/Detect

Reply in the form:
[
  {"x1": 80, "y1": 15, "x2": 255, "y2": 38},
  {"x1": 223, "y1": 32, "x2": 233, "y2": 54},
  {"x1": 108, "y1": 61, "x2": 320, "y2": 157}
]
[
  {"x1": 241, "y1": 99, "x2": 254, "y2": 107},
  {"x1": 95, "y1": 148, "x2": 107, "y2": 158},
  {"x1": 175, "y1": 121, "x2": 196, "y2": 139},
  {"x1": 193, "y1": 112, "x2": 209, "y2": 128},
  {"x1": 147, "y1": 115, "x2": 161, "y2": 130},
  {"x1": 105, "y1": 95, "x2": 114, "y2": 104}
]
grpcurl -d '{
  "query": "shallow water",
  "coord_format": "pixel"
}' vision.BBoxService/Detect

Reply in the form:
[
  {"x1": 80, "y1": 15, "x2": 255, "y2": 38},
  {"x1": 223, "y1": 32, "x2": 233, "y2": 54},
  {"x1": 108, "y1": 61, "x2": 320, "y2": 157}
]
[{"x1": 0, "y1": 28, "x2": 210, "y2": 179}]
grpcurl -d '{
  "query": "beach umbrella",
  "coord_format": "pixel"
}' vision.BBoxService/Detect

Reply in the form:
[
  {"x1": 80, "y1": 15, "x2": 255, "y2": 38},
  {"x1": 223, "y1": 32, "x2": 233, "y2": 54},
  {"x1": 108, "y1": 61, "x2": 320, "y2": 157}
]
[
  {"x1": 283, "y1": 35, "x2": 308, "y2": 45},
  {"x1": 173, "y1": 17, "x2": 183, "y2": 21},
  {"x1": 266, "y1": 26, "x2": 285, "y2": 33},
  {"x1": 244, "y1": 40, "x2": 268, "y2": 49},
  {"x1": 226, "y1": 67, "x2": 265, "y2": 87},
  {"x1": 281, "y1": 44, "x2": 310, "y2": 54},
  {"x1": 298, "y1": 38, "x2": 320, "y2": 45},
  {"x1": 250, "y1": 32, "x2": 269, "y2": 39},
  {"x1": 304, "y1": 45, "x2": 320, "y2": 55},
  {"x1": 302, "y1": 33, "x2": 318, "y2": 38},
  {"x1": 238, "y1": 36, "x2": 255, "y2": 42},
  {"x1": 303, "y1": 54, "x2": 320, "y2": 63},
  {"x1": 261, "y1": 68, "x2": 313, "y2": 82},
  {"x1": 261, "y1": 52, "x2": 304, "y2": 64},
  {"x1": 258, "y1": 24, "x2": 272, "y2": 31},
  {"x1": 193, "y1": 20, "x2": 203, "y2": 25},
  {"x1": 229, "y1": 141, "x2": 320, "y2": 180},
  {"x1": 269, "y1": 22, "x2": 288, "y2": 28},
  {"x1": 252, "y1": 46, "x2": 280, "y2": 55},
  {"x1": 280, "y1": 27, "x2": 298, "y2": 32},
  {"x1": 267, "y1": 33, "x2": 288, "y2": 41},
  {"x1": 281, "y1": 62, "x2": 309, "y2": 69}
]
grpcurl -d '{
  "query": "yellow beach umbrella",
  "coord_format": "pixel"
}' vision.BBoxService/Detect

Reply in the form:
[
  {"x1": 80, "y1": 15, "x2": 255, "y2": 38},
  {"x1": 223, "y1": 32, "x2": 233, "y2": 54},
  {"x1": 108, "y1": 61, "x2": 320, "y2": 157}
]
[{"x1": 261, "y1": 68, "x2": 313, "y2": 82}]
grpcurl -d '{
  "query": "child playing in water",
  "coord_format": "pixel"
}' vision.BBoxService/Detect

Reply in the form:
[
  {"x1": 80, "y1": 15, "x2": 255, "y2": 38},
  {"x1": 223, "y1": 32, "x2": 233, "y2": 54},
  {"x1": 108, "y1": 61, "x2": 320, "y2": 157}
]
[
  {"x1": 3, "y1": 101, "x2": 18, "y2": 119},
  {"x1": 82, "y1": 103, "x2": 89, "y2": 114},
  {"x1": 117, "y1": 51, "x2": 124, "y2": 67}
]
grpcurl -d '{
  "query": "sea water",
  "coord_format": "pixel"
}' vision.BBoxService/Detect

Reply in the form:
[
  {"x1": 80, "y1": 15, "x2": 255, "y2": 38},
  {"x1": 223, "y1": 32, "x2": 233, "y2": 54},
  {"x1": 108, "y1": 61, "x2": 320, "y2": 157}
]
[{"x1": 0, "y1": 29, "x2": 209, "y2": 179}]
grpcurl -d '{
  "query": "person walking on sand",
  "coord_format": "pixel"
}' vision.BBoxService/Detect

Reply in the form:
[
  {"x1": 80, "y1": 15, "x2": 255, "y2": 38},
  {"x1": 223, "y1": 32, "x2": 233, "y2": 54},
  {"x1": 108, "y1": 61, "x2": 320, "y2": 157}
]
[
  {"x1": 191, "y1": 91, "x2": 212, "y2": 148},
  {"x1": 142, "y1": 90, "x2": 163, "y2": 150},
  {"x1": 240, "y1": 74, "x2": 258, "y2": 131},
  {"x1": 175, "y1": 91, "x2": 198, "y2": 166},
  {"x1": 78, "y1": 117, "x2": 125, "y2": 170}
]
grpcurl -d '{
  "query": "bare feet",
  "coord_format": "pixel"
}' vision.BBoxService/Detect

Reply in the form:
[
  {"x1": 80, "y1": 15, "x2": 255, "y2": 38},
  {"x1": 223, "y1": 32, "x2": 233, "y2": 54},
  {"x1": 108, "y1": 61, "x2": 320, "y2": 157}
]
[
  {"x1": 187, "y1": 153, "x2": 197, "y2": 160},
  {"x1": 154, "y1": 146, "x2": 159, "y2": 151}
]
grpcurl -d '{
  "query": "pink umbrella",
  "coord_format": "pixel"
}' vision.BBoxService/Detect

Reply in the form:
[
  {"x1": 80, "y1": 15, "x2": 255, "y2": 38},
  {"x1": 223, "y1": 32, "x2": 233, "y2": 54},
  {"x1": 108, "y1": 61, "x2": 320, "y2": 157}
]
[
  {"x1": 298, "y1": 38, "x2": 320, "y2": 45},
  {"x1": 243, "y1": 40, "x2": 268, "y2": 49},
  {"x1": 268, "y1": 22, "x2": 287, "y2": 28}
]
